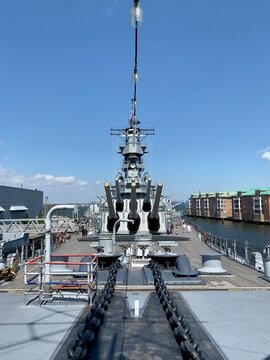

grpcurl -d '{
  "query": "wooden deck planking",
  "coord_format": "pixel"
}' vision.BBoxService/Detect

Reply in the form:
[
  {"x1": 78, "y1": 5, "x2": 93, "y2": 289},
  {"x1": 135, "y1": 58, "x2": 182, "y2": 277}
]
[{"x1": 1, "y1": 227, "x2": 270, "y2": 291}]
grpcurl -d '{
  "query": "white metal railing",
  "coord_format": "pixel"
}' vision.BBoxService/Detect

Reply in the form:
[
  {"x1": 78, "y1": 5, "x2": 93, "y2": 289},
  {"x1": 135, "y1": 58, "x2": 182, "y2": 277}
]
[
  {"x1": 0, "y1": 217, "x2": 78, "y2": 234},
  {"x1": 187, "y1": 219, "x2": 267, "y2": 273},
  {"x1": 24, "y1": 255, "x2": 44, "y2": 304},
  {"x1": 24, "y1": 253, "x2": 98, "y2": 305}
]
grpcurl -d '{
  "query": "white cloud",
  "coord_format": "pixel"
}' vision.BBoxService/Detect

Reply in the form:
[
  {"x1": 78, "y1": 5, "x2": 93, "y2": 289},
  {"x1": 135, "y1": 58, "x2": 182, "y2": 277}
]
[
  {"x1": 35, "y1": 174, "x2": 76, "y2": 185},
  {"x1": 0, "y1": 166, "x2": 90, "y2": 201},
  {"x1": 94, "y1": 180, "x2": 102, "y2": 185},
  {"x1": 261, "y1": 151, "x2": 270, "y2": 161},
  {"x1": 0, "y1": 138, "x2": 4, "y2": 146},
  {"x1": 0, "y1": 165, "x2": 25, "y2": 186},
  {"x1": 258, "y1": 147, "x2": 270, "y2": 161},
  {"x1": 34, "y1": 174, "x2": 90, "y2": 190},
  {"x1": 76, "y1": 180, "x2": 88, "y2": 188}
]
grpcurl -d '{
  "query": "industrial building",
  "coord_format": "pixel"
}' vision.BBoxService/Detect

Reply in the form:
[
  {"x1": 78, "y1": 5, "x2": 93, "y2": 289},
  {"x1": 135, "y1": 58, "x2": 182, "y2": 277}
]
[{"x1": 0, "y1": 185, "x2": 43, "y2": 219}]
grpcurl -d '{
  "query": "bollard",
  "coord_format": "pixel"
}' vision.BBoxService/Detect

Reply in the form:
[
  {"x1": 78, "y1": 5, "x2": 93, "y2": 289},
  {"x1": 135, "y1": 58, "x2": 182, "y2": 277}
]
[
  {"x1": 264, "y1": 257, "x2": 270, "y2": 278},
  {"x1": 198, "y1": 253, "x2": 228, "y2": 274},
  {"x1": 265, "y1": 244, "x2": 270, "y2": 258}
]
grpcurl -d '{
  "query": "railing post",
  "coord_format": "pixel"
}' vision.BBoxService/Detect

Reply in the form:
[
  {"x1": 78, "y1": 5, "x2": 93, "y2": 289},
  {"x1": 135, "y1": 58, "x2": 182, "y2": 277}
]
[
  {"x1": 87, "y1": 262, "x2": 90, "y2": 304},
  {"x1": 40, "y1": 238, "x2": 44, "y2": 254},
  {"x1": 233, "y1": 240, "x2": 237, "y2": 259},
  {"x1": 264, "y1": 243, "x2": 270, "y2": 278},
  {"x1": 20, "y1": 244, "x2": 24, "y2": 265},
  {"x1": 215, "y1": 236, "x2": 218, "y2": 248},
  {"x1": 44, "y1": 205, "x2": 75, "y2": 286},
  {"x1": 244, "y1": 241, "x2": 249, "y2": 264},
  {"x1": 219, "y1": 237, "x2": 223, "y2": 252},
  {"x1": 265, "y1": 243, "x2": 270, "y2": 258},
  {"x1": 25, "y1": 243, "x2": 28, "y2": 260},
  {"x1": 31, "y1": 242, "x2": 35, "y2": 258},
  {"x1": 225, "y1": 239, "x2": 228, "y2": 256},
  {"x1": 111, "y1": 219, "x2": 134, "y2": 253}
]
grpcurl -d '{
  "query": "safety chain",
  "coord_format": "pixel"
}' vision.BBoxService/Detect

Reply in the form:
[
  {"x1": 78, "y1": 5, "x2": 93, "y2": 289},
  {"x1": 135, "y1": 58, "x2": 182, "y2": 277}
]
[
  {"x1": 150, "y1": 260, "x2": 206, "y2": 360},
  {"x1": 66, "y1": 260, "x2": 121, "y2": 360}
]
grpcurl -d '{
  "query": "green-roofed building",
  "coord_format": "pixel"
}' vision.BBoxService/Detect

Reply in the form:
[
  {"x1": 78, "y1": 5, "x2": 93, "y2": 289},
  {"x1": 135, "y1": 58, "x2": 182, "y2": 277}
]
[{"x1": 188, "y1": 187, "x2": 270, "y2": 223}]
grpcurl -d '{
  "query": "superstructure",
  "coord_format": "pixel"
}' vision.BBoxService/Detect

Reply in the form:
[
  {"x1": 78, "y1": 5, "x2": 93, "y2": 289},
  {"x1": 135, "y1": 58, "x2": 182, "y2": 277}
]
[{"x1": 97, "y1": 0, "x2": 173, "y2": 245}]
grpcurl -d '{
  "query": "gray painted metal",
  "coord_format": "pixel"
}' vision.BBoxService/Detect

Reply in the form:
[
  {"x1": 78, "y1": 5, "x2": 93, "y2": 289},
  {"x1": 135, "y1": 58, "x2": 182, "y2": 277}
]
[
  {"x1": 181, "y1": 290, "x2": 270, "y2": 360},
  {"x1": 86, "y1": 292, "x2": 183, "y2": 359},
  {"x1": 198, "y1": 252, "x2": 228, "y2": 274},
  {"x1": 173, "y1": 254, "x2": 198, "y2": 276},
  {"x1": 0, "y1": 293, "x2": 84, "y2": 360},
  {"x1": 1, "y1": 233, "x2": 28, "y2": 255},
  {"x1": 264, "y1": 257, "x2": 270, "y2": 277}
]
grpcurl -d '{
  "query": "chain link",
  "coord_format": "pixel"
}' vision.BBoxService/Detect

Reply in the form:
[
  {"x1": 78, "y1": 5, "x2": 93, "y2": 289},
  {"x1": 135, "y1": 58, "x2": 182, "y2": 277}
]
[
  {"x1": 150, "y1": 260, "x2": 205, "y2": 360},
  {"x1": 66, "y1": 259, "x2": 121, "y2": 359}
]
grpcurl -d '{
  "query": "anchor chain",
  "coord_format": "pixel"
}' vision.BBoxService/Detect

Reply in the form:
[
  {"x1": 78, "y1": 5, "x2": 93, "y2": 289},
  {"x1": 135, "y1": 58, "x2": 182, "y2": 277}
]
[
  {"x1": 150, "y1": 260, "x2": 207, "y2": 360},
  {"x1": 66, "y1": 259, "x2": 121, "y2": 360}
]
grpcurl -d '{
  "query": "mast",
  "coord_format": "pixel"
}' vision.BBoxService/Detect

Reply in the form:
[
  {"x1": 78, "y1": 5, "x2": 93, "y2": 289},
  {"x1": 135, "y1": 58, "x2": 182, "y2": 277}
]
[
  {"x1": 111, "y1": 0, "x2": 154, "y2": 182},
  {"x1": 130, "y1": 0, "x2": 142, "y2": 128},
  {"x1": 102, "y1": 1, "x2": 166, "y2": 235}
]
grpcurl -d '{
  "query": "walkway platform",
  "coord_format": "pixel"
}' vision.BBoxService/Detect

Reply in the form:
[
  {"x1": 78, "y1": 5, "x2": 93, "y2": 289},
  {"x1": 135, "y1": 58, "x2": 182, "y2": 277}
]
[
  {"x1": 0, "y1": 293, "x2": 84, "y2": 360},
  {"x1": 181, "y1": 290, "x2": 270, "y2": 360}
]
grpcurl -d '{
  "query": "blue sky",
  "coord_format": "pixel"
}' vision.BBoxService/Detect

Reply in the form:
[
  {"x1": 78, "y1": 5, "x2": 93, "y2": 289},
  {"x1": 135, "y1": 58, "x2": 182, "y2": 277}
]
[{"x1": 0, "y1": 0, "x2": 270, "y2": 203}]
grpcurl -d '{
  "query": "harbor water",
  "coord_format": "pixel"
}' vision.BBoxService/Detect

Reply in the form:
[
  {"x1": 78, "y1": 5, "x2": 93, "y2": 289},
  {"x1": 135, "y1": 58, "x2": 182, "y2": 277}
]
[{"x1": 185, "y1": 216, "x2": 270, "y2": 252}]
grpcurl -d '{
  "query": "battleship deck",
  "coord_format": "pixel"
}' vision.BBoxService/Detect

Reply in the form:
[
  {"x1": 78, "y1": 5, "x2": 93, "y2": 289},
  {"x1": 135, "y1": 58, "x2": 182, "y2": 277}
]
[
  {"x1": 1, "y1": 228, "x2": 269, "y2": 292},
  {"x1": 1, "y1": 227, "x2": 270, "y2": 360}
]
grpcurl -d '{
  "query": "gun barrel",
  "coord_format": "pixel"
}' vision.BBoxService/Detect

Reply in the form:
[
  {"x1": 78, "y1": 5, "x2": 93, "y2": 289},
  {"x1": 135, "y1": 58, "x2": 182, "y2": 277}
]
[
  {"x1": 142, "y1": 177, "x2": 152, "y2": 212},
  {"x1": 150, "y1": 182, "x2": 163, "y2": 219},
  {"x1": 127, "y1": 182, "x2": 140, "y2": 232},
  {"x1": 145, "y1": 177, "x2": 151, "y2": 202},
  {"x1": 129, "y1": 182, "x2": 137, "y2": 218},
  {"x1": 115, "y1": 179, "x2": 124, "y2": 212},
  {"x1": 115, "y1": 179, "x2": 122, "y2": 202},
  {"x1": 104, "y1": 182, "x2": 117, "y2": 219}
]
